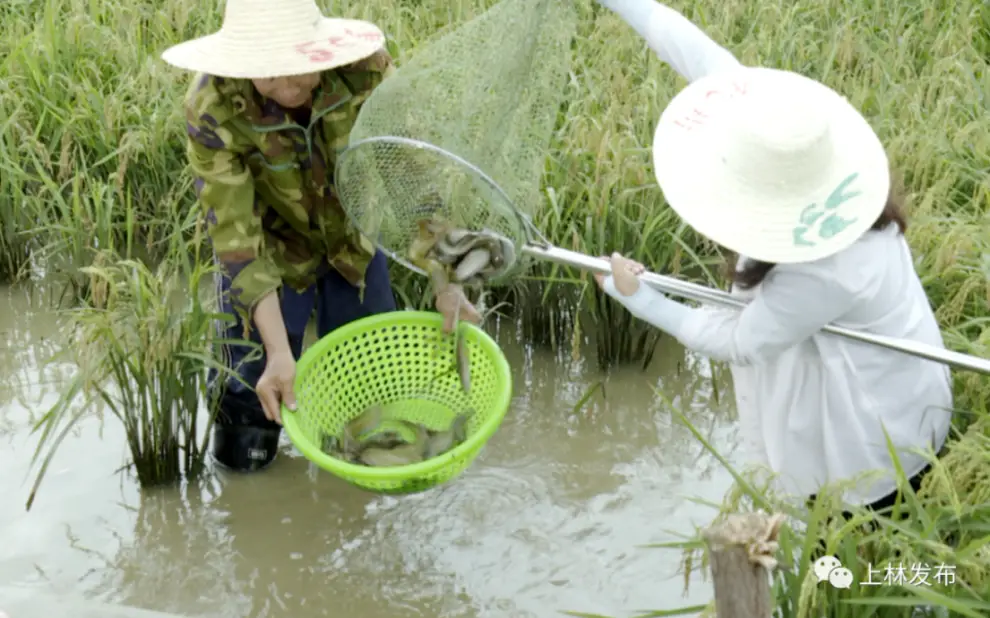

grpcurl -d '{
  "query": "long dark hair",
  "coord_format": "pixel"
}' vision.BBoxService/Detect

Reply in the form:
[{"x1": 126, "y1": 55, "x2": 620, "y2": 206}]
[{"x1": 725, "y1": 185, "x2": 908, "y2": 290}]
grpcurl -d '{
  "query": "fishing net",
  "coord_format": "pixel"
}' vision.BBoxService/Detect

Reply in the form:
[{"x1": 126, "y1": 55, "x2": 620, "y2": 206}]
[{"x1": 335, "y1": 0, "x2": 577, "y2": 284}]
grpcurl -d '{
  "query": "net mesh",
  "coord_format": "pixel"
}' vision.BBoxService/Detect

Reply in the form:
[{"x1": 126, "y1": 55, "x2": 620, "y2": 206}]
[{"x1": 335, "y1": 0, "x2": 577, "y2": 283}]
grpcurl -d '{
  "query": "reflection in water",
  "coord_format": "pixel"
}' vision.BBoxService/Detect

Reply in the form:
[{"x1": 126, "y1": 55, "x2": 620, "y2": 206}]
[
  {"x1": 0, "y1": 286, "x2": 69, "y2": 435},
  {"x1": 0, "y1": 284, "x2": 744, "y2": 618}
]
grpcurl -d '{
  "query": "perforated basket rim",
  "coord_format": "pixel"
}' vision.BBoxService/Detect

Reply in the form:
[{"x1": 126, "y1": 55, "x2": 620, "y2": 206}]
[{"x1": 281, "y1": 310, "x2": 513, "y2": 482}]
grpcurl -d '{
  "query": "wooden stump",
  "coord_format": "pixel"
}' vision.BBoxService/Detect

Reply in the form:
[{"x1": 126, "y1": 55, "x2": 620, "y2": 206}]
[{"x1": 702, "y1": 512, "x2": 785, "y2": 618}]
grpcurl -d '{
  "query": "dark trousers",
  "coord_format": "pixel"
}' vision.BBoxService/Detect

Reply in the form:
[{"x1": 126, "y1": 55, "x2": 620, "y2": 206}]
[
  {"x1": 807, "y1": 461, "x2": 934, "y2": 560},
  {"x1": 209, "y1": 251, "x2": 397, "y2": 470},
  {"x1": 808, "y1": 462, "x2": 932, "y2": 519}
]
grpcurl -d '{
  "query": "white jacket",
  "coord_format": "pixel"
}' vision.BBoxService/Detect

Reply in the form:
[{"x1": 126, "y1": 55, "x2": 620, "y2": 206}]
[{"x1": 599, "y1": 0, "x2": 953, "y2": 506}]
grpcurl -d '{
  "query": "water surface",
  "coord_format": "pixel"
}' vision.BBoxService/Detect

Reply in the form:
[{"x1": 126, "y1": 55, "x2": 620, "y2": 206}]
[{"x1": 0, "y1": 283, "x2": 744, "y2": 618}]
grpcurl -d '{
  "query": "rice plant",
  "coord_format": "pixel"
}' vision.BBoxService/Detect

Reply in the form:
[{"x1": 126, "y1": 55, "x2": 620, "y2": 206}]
[
  {"x1": 561, "y1": 407, "x2": 990, "y2": 618},
  {"x1": 1, "y1": 0, "x2": 986, "y2": 530},
  {"x1": 2, "y1": 0, "x2": 987, "y2": 374},
  {"x1": 23, "y1": 219, "x2": 255, "y2": 508}
]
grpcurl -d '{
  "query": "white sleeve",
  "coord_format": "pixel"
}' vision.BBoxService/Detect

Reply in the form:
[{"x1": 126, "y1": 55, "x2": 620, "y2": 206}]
[
  {"x1": 598, "y1": 0, "x2": 743, "y2": 82},
  {"x1": 601, "y1": 264, "x2": 859, "y2": 365}
]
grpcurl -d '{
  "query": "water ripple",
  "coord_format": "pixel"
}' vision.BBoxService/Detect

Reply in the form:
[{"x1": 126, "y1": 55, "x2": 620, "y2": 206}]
[{"x1": 1, "y1": 287, "x2": 742, "y2": 618}]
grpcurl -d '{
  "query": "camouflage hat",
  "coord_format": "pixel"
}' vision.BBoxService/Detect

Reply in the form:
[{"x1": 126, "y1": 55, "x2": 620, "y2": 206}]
[{"x1": 161, "y1": 0, "x2": 386, "y2": 79}]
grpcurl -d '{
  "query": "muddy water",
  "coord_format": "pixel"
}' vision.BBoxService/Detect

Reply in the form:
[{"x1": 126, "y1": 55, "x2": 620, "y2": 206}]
[{"x1": 0, "y1": 283, "x2": 744, "y2": 618}]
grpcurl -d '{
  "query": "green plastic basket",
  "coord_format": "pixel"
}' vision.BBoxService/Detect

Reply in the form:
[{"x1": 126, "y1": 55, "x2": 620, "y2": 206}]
[{"x1": 282, "y1": 310, "x2": 513, "y2": 494}]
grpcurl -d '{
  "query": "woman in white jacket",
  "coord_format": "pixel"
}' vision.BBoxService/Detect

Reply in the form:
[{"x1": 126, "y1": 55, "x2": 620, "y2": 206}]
[{"x1": 593, "y1": 0, "x2": 953, "y2": 513}]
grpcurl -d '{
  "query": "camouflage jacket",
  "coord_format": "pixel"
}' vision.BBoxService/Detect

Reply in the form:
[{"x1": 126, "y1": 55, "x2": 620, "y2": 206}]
[{"x1": 184, "y1": 49, "x2": 395, "y2": 326}]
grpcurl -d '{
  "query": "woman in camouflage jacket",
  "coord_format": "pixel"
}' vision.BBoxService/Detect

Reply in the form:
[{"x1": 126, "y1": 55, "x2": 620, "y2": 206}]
[{"x1": 162, "y1": 0, "x2": 480, "y2": 472}]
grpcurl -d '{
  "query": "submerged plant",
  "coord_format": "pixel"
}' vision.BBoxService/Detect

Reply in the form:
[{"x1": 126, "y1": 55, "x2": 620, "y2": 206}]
[{"x1": 24, "y1": 223, "x2": 254, "y2": 508}]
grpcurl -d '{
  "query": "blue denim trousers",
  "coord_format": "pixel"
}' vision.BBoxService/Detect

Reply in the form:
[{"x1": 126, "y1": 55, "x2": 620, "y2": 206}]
[{"x1": 209, "y1": 251, "x2": 397, "y2": 432}]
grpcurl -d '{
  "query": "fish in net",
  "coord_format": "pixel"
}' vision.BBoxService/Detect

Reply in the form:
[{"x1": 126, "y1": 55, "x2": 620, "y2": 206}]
[{"x1": 335, "y1": 0, "x2": 578, "y2": 288}]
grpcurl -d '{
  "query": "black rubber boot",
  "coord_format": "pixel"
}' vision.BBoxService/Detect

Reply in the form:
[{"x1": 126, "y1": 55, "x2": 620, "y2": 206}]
[{"x1": 211, "y1": 423, "x2": 280, "y2": 472}]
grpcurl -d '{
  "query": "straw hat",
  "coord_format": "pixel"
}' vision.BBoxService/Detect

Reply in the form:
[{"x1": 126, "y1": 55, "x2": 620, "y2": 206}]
[
  {"x1": 652, "y1": 67, "x2": 890, "y2": 264},
  {"x1": 161, "y1": 0, "x2": 386, "y2": 79}
]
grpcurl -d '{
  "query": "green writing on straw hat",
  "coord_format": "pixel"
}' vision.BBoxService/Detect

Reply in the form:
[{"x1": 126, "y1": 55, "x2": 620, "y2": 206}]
[{"x1": 792, "y1": 172, "x2": 862, "y2": 247}]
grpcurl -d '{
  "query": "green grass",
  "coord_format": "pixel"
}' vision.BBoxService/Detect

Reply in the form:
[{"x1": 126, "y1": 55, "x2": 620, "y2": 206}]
[
  {"x1": 24, "y1": 214, "x2": 258, "y2": 506},
  {"x1": 1, "y1": 0, "x2": 986, "y2": 375},
  {"x1": 2, "y1": 0, "x2": 989, "y2": 611}
]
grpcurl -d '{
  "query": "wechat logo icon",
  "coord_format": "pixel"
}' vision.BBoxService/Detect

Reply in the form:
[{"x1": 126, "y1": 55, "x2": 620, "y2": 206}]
[{"x1": 814, "y1": 555, "x2": 854, "y2": 589}]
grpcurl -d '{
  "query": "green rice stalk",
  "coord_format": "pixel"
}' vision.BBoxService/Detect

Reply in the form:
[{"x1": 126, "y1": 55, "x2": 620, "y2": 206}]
[
  {"x1": 24, "y1": 220, "x2": 257, "y2": 508},
  {"x1": 594, "y1": 395, "x2": 990, "y2": 618}
]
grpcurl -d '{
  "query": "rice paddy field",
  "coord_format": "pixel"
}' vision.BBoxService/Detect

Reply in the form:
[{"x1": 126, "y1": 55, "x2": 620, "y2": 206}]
[{"x1": 1, "y1": 0, "x2": 989, "y2": 617}]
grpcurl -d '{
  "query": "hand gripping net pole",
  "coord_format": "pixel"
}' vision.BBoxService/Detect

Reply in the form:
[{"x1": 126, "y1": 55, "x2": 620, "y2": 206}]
[
  {"x1": 334, "y1": 0, "x2": 578, "y2": 285},
  {"x1": 333, "y1": 1, "x2": 990, "y2": 376}
]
